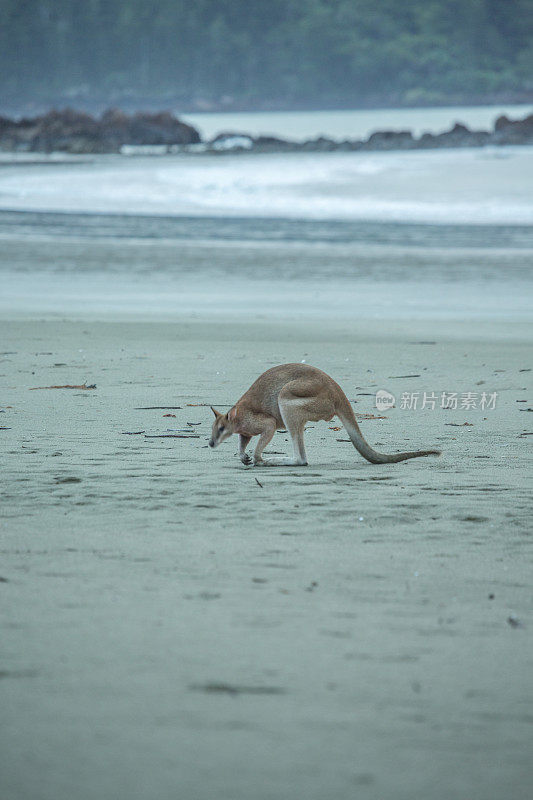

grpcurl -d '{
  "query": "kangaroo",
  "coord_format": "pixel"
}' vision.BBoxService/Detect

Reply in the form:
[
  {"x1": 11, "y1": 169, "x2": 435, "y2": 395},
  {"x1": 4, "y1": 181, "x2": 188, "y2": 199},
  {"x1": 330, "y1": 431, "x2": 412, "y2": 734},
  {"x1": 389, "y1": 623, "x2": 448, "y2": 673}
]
[{"x1": 208, "y1": 363, "x2": 440, "y2": 467}]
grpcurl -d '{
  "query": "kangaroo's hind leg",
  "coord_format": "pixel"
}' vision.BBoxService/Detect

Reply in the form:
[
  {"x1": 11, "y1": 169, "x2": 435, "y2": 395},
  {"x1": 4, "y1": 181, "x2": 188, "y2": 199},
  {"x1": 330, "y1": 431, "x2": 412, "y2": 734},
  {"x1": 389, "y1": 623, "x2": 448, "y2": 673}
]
[
  {"x1": 280, "y1": 402, "x2": 308, "y2": 466},
  {"x1": 261, "y1": 379, "x2": 332, "y2": 467}
]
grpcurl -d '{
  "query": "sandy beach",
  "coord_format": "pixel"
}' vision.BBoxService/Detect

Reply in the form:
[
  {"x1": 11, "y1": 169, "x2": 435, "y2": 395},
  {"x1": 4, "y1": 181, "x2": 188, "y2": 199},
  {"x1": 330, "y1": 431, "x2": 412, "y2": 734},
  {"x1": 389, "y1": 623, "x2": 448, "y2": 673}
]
[
  {"x1": 1, "y1": 138, "x2": 532, "y2": 799},
  {"x1": 1, "y1": 310, "x2": 532, "y2": 800}
]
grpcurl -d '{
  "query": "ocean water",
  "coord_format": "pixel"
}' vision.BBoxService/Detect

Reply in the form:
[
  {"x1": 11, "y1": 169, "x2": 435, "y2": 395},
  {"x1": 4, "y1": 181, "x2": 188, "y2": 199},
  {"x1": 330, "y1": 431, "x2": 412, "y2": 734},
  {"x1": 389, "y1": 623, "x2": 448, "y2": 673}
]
[
  {"x1": 0, "y1": 108, "x2": 532, "y2": 320},
  {"x1": 1, "y1": 147, "x2": 532, "y2": 225}
]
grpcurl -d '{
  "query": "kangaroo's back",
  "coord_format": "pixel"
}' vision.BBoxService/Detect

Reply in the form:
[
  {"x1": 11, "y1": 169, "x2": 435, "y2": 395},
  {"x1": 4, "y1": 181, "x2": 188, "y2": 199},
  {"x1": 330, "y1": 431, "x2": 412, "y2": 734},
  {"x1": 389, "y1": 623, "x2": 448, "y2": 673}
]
[{"x1": 239, "y1": 363, "x2": 336, "y2": 412}]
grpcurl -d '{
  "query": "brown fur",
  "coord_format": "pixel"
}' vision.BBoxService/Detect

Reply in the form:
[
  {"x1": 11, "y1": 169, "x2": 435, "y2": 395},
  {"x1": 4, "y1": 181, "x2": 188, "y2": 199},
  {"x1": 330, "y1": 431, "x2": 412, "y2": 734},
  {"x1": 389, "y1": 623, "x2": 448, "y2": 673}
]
[{"x1": 209, "y1": 363, "x2": 441, "y2": 467}]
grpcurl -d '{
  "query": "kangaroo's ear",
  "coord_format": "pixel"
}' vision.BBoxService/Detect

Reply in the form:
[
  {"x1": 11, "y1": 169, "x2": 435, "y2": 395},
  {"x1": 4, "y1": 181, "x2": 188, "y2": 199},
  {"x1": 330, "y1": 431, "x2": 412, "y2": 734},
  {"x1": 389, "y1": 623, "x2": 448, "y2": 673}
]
[{"x1": 210, "y1": 406, "x2": 221, "y2": 418}]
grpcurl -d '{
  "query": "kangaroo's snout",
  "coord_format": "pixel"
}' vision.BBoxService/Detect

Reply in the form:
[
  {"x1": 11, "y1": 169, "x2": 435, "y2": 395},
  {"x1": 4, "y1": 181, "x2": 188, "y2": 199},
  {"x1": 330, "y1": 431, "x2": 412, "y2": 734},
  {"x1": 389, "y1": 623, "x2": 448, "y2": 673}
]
[{"x1": 208, "y1": 440, "x2": 215, "y2": 448}]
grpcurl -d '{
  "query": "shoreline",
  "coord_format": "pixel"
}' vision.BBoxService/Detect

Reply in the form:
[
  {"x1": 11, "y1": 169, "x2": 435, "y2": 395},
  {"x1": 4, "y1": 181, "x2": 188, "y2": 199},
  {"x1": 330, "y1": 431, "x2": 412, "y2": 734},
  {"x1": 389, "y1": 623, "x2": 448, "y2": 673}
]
[{"x1": 2, "y1": 208, "x2": 532, "y2": 325}]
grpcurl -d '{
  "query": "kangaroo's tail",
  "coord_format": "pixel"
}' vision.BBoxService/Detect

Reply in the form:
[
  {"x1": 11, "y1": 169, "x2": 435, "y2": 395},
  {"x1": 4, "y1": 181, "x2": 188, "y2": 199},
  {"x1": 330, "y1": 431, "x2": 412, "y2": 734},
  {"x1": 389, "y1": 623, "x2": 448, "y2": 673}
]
[{"x1": 336, "y1": 396, "x2": 441, "y2": 464}]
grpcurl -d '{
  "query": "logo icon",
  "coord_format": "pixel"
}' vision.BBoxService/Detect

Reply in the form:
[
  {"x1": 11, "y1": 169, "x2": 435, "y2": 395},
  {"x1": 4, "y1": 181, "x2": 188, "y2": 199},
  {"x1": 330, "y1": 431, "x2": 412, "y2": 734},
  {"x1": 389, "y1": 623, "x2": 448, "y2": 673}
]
[{"x1": 375, "y1": 389, "x2": 395, "y2": 411}]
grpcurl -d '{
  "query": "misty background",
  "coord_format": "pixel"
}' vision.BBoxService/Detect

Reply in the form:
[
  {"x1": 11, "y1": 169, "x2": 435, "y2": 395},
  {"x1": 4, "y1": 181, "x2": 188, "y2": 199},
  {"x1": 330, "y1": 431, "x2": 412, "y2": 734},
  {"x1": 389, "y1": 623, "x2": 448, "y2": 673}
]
[{"x1": 1, "y1": 0, "x2": 532, "y2": 116}]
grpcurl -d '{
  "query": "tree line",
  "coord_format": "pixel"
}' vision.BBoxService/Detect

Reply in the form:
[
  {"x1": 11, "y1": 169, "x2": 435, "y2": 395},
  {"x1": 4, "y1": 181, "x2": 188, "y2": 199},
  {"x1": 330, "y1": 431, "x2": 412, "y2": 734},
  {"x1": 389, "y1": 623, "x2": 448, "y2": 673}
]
[{"x1": 1, "y1": 0, "x2": 532, "y2": 112}]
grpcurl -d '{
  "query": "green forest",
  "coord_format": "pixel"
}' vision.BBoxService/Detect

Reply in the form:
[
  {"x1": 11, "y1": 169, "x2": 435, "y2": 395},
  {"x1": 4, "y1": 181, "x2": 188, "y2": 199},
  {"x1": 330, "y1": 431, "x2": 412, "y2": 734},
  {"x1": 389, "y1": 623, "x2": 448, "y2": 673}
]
[{"x1": 1, "y1": 0, "x2": 532, "y2": 112}]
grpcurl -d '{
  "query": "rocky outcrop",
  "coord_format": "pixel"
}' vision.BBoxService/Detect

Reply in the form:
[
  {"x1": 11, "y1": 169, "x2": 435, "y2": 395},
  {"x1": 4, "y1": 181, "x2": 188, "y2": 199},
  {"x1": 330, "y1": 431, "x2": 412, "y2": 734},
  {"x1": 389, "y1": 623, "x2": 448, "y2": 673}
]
[
  {"x1": 0, "y1": 108, "x2": 201, "y2": 153},
  {"x1": 205, "y1": 114, "x2": 533, "y2": 154},
  {"x1": 493, "y1": 114, "x2": 533, "y2": 144},
  {"x1": 1, "y1": 109, "x2": 532, "y2": 154},
  {"x1": 416, "y1": 122, "x2": 491, "y2": 149},
  {"x1": 362, "y1": 129, "x2": 415, "y2": 150}
]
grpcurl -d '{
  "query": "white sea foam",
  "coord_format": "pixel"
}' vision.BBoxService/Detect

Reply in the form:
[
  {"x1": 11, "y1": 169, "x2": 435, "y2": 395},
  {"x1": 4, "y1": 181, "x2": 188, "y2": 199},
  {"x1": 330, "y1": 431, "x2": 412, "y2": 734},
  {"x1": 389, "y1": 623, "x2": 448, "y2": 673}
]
[{"x1": 0, "y1": 147, "x2": 532, "y2": 225}]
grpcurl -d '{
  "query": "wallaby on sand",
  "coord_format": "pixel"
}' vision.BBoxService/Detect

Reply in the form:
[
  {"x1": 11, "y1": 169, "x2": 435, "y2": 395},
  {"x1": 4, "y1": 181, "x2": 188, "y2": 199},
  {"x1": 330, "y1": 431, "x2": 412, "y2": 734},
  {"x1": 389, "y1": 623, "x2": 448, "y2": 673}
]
[{"x1": 209, "y1": 363, "x2": 440, "y2": 467}]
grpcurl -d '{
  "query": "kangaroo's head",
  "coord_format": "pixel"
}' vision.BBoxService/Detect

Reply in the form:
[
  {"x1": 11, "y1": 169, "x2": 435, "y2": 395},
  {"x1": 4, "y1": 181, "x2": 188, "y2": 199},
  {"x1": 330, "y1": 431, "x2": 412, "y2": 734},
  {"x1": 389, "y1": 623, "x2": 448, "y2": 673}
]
[{"x1": 208, "y1": 407, "x2": 234, "y2": 448}]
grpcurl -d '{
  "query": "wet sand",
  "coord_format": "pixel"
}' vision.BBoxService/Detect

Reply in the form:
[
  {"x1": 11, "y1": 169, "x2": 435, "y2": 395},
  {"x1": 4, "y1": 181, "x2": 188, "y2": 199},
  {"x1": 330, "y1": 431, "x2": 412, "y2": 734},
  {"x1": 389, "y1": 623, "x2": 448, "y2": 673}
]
[{"x1": 1, "y1": 314, "x2": 531, "y2": 800}]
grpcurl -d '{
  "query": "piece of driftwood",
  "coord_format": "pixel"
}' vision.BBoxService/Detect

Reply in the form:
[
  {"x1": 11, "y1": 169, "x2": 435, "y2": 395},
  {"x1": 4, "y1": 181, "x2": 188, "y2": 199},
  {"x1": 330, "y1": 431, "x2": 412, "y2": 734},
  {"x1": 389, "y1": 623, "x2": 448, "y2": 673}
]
[
  {"x1": 134, "y1": 406, "x2": 182, "y2": 409},
  {"x1": 144, "y1": 434, "x2": 200, "y2": 438},
  {"x1": 29, "y1": 383, "x2": 96, "y2": 390}
]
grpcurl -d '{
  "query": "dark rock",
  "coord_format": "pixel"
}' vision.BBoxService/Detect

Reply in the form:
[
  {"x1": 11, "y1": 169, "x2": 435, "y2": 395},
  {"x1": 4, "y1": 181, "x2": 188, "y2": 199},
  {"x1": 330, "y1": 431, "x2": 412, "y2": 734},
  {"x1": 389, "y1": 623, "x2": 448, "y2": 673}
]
[
  {"x1": 416, "y1": 122, "x2": 489, "y2": 149},
  {"x1": 45, "y1": 110, "x2": 100, "y2": 152},
  {"x1": 336, "y1": 139, "x2": 361, "y2": 151},
  {"x1": 252, "y1": 134, "x2": 295, "y2": 151},
  {"x1": 0, "y1": 107, "x2": 201, "y2": 153},
  {"x1": 299, "y1": 136, "x2": 338, "y2": 151},
  {"x1": 435, "y1": 122, "x2": 470, "y2": 146},
  {"x1": 254, "y1": 134, "x2": 291, "y2": 146},
  {"x1": 448, "y1": 122, "x2": 470, "y2": 136},
  {"x1": 494, "y1": 115, "x2": 511, "y2": 131},
  {"x1": 435, "y1": 122, "x2": 489, "y2": 147},
  {"x1": 345, "y1": 139, "x2": 364, "y2": 151},
  {"x1": 417, "y1": 132, "x2": 438, "y2": 148},
  {"x1": 493, "y1": 113, "x2": 533, "y2": 144},
  {"x1": 363, "y1": 129, "x2": 415, "y2": 149},
  {"x1": 101, "y1": 109, "x2": 200, "y2": 147}
]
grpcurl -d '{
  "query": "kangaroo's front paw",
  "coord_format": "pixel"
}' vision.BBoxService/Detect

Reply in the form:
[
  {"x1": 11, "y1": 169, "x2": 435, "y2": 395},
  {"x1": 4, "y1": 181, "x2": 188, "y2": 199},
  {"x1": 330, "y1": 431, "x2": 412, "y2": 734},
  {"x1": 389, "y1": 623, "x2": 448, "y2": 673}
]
[
  {"x1": 241, "y1": 453, "x2": 252, "y2": 466},
  {"x1": 253, "y1": 457, "x2": 266, "y2": 467}
]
